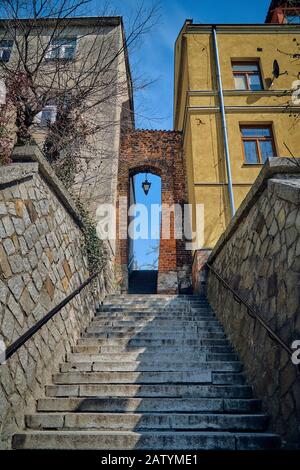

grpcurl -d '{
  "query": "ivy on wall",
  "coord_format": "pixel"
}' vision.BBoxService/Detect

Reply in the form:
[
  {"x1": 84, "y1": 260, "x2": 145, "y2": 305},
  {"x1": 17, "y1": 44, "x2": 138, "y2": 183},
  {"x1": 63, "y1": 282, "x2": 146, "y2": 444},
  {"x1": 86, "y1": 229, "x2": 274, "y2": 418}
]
[{"x1": 75, "y1": 198, "x2": 107, "y2": 275}]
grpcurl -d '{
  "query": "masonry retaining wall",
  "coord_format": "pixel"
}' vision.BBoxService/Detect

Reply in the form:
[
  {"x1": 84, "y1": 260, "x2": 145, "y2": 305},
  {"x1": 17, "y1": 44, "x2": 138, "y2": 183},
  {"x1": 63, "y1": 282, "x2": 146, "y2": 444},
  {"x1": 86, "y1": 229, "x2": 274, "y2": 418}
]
[
  {"x1": 206, "y1": 158, "x2": 300, "y2": 445},
  {"x1": 0, "y1": 156, "x2": 113, "y2": 448}
]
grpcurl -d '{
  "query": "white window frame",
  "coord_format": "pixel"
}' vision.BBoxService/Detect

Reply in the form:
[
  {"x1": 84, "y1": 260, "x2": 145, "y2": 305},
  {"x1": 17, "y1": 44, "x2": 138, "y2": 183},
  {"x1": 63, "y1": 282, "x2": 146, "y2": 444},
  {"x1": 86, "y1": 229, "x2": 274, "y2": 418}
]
[{"x1": 45, "y1": 37, "x2": 77, "y2": 60}]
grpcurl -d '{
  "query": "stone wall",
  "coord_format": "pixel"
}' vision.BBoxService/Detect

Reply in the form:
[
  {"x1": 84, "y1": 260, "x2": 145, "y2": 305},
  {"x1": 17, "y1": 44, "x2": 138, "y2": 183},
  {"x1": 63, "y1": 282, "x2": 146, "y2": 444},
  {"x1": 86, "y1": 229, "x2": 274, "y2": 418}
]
[
  {"x1": 0, "y1": 158, "x2": 113, "y2": 449},
  {"x1": 206, "y1": 158, "x2": 300, "y2": 446},
  {"x1": 117, "y1": 130, "x2": 192, "y2": 294}
]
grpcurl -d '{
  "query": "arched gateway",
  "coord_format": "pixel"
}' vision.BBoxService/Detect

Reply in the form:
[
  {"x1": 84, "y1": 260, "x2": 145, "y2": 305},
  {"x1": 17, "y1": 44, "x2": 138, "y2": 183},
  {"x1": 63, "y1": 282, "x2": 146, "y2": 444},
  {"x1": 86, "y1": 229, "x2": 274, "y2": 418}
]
[{"x1": 116, "y1": 130, "x2": 192, "y2": 294}]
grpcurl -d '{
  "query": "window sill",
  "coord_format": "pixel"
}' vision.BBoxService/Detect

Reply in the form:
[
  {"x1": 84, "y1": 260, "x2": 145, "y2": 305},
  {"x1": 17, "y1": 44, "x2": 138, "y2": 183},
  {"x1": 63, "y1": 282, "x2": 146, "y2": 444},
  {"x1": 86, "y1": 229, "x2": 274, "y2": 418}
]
[
  {"x1": 44, "y1": 58, "x2": 75, "y2": 63},
  {"x1": 242, "y1": 163, "x2": 264, "y2": 167}
]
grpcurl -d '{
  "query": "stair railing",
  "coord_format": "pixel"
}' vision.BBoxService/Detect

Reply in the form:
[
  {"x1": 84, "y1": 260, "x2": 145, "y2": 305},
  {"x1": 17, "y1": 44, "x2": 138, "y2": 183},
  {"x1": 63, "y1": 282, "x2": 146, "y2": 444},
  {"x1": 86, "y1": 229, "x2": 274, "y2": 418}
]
[
  {"x1": 0, "y1": 271, "x2": 101, "y2": 363},
  {"x1": 206, "y1": 263, "x2": 299, "y2": 372}
]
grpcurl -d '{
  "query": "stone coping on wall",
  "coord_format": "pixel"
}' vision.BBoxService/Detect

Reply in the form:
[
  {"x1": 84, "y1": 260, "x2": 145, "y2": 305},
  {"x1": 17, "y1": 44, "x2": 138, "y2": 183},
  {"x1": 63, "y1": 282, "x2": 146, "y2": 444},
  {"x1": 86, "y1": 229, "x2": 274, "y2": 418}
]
[
  {"x1": 208, "y1": 157, "x2": 300, "y2": 264},
  {"x1": 11, "y1": 145, "x2": 84, "y2": 229}
]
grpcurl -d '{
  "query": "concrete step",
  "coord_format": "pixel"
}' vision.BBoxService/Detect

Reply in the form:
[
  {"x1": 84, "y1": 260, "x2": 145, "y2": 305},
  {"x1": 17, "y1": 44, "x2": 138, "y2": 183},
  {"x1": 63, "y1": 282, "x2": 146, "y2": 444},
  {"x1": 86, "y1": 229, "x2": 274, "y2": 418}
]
[
  {"x1": 79, "y1": 337, "x2": 230, "y2": 346},
  {"x1": 78, "y1": 326, "x2": 225, "y2": 341},
  {"x1": 97, "y1": 307, "x2": 211, "y2": 314},
  {"x1": 81, "y1": 334, "x2": 229, "y2": 343},
  {"x1": 82, "y1": 336, "x2": 228, "y2": 346},
  {"x1": 66, "y1": 352, "x2": 238, "y2": 363},
  {"x1": 102, "y1": 296, "x2": 203, "y2": 302},
  {"x1": 94, "y1": 313, "x2": 215, "y2": 321},
  {"x1": 53, "y1": 371, "x2": 212, "y2": 384},
  {"x1": 86, "y1": 324, "x2": 224, "y2": 333},
  {"x1": 102, "y1": 300, "x2": 205, "y2": 306},
  {"x1": 66, "y1": 352, "x2": 239, "y2": 362},
  {"x1": 25, "y1": 412, "x2": 268, "y2": 432},
  {"x1": 85, "y1": 329, "x2": 226, "y2": 340},
  {"x1": 12, "y1": 430, "x2": 280, "y2": 450},
  {"x1": 90, "y1": 319, "x2": 223, "y2": 329},
  {"x1": 45, "y1": 384, "x2": 253, "y2": 398},
  {"x1": 96, "y1": 307, "x2": 212, "y2": 313},
  {"x1": 53, "y1": 371, "x2": 245, "y2": 385},
  {"x1": 60, "y1": 360, "x2": 244, "y2": 373},
  {"x1": 37, "y1": 397, "x2": 262, "y2": 413},
  {"x1": 72, "y1": 345, "x2": 233, "y2": 354},
  {"x1": 83, "y1": 334, "x2": 229, "y2": 345},
  {"x1": 98, "y1": 304, "x2": 192, "y2": 311}
]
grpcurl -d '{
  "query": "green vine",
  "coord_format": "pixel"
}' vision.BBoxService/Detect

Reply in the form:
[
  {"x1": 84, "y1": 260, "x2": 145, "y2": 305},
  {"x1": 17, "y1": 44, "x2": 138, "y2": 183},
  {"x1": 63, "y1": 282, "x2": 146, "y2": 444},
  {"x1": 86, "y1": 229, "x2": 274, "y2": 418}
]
[
  {"x1": 75, "y1": 198, "x2": 106, "y2": 275},
  {"x1": 52, "y1": 154, "x2": 77, "y2": 189}
]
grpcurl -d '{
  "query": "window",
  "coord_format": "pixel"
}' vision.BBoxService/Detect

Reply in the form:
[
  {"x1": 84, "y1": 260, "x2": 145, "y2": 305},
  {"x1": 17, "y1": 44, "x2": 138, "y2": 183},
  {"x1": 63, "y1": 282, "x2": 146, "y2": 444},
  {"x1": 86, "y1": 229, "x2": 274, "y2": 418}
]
[
  {"x1": 241, "y1": 126, "x2": 276, "y2": 164},
  {"x1": 285, "y1": 14, "x2": 300, "y2": 23},
  {"x1": 0, "y1": 40, "x2": 13, "y2": 62},
  {"x1": 35, "y1": 104, "x2": 57, "y2": 126},
  {"x1": 45, "y1": 37, "x2": 77, "y2": 60},
  {"x1": 232, "y1": 62, "x2": 263, "y2": 91}
]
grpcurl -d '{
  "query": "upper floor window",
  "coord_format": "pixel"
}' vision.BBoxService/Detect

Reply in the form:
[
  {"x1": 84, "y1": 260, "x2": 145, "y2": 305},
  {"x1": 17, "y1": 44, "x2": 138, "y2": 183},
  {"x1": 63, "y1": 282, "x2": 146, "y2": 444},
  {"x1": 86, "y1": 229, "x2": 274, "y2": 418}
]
[
  {"x1": 0, "y1": 40, "x2": 13, "y2": 63},
  {"x1": 232, "y1": 61, "x2": 263, "y2": 91},
  {"x1": 241, "y1": 125, "x2": 276, "y2": 164},
  {"x1": 35, "y1": 104, "x2": 57, "y2": 126},
  {"x1": 45, "y1": 37, "x2": 77, "y2": 60}
]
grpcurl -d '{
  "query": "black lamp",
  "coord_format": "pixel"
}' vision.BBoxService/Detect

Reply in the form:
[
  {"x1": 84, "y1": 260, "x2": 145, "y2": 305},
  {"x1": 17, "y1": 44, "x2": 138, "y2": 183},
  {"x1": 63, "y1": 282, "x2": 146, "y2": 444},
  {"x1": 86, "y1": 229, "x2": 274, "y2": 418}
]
[{"x1": 142, "y1": 174, "x2": 151, "y2": 195}]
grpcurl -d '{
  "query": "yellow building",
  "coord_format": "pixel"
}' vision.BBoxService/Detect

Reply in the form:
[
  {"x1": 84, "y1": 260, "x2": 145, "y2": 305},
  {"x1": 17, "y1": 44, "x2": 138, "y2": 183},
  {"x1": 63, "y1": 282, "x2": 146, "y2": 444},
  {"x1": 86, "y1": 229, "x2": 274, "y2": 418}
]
[{"x1": 174, "y1": 21, "x2": 300, "y2": 250}]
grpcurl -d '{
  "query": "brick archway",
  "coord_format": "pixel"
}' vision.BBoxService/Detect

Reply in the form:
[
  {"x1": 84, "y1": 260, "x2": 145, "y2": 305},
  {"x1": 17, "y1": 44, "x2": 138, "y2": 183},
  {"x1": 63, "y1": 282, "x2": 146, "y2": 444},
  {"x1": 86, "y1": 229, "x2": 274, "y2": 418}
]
[{"x1": 116, "y1": 130, "x2": 192, "y2": 294}]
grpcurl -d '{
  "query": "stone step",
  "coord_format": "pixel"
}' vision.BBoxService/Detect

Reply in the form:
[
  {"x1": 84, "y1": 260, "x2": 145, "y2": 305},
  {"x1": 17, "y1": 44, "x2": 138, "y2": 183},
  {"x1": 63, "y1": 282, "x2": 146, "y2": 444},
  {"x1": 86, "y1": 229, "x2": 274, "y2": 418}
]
[
  {"x1": 90, "y1": 319, "x2": 222, "y2": 328},
  {"x1": 45, "y1": 384, "x2": 253, "y2": 399},
  {"x1": 98, "y1": 306, "x2": 210, "y2": 313},
  {"x1": 79, "y1": 326, "x2": 225, "y2": 340},
  {"x1": 60, "y1": 360, "x2": 244, "y2": 373},
  {"x1": 83, "y1": 336, "x2": 227, "y2": 345},
  {"x1": 87, "y1": 322, "x2": 223, "y2": 331},
  {"x1": 83, "y1": 333, "x2": 229, "y2": 344},
  {"x1": 66, "y1": 352, "x2": 238, "y2": 362},
  {"x1": 103, "y1": 298, "x2": 205, "y2": 302},
  {"x1": 37, "y1": 397, "x2": 262, "y2": 413},
  {"x1": 97, "y1": 308, "x2": 212, "y2": 315},
  {"x1": 73, "y1": 345, "x2": 233, "y2": 355},
  {"x1": 98, "y1": 303, "x2": 192, "y2": 309},
  {"x1": 79, "y1": 338, "x2": 231, "y2": 347},
  {"x1": 103, "y1": 295, "x2": 201, "y2": 301},
  {"x1": 85, "y1": 329, "x2": 226, "y2": 340},
  {"x1": 54, "y1": 370, "x2": 213, "y2": 384},
  {"x1": 102, "y1": 300, "x2": 205, "y2": 306},
  {"x1": 12, "y1": 431, "x2": 280, "y2": 450},
  {"x1": 96, "y1": 310, "x2": 216, "y2": 322},
  {"x1": 25, "y1": 412, "x2": 268, "y2": 432},
  {"x1": 53, "y1": 371, "x2": 245, "y2": 385}
]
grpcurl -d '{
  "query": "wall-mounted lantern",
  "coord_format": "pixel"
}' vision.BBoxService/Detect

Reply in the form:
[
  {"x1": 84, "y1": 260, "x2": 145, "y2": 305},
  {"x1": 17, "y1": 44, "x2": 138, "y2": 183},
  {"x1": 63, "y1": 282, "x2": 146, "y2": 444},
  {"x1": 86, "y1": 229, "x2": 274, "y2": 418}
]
[{"x1": 142, "y1": 174, "x2": 151, "y2": 196}]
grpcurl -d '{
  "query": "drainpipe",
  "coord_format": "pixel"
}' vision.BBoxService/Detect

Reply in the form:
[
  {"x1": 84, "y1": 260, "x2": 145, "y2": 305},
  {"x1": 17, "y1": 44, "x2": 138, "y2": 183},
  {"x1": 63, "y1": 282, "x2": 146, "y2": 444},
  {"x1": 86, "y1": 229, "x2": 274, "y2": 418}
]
[{"x1": 212, "y1": 26, "x2": 235, "y2": 217}]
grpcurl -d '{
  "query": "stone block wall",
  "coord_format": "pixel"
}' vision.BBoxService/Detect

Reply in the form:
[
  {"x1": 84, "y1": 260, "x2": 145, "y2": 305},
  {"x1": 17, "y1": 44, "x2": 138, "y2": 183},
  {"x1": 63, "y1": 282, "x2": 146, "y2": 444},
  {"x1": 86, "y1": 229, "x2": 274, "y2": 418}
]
[
  {"x1": 206, "y1": 158, "x2": 300, "y2": 445},
  {"x1": 0, "y1": 159, "x2": 113, "y2": 449}
]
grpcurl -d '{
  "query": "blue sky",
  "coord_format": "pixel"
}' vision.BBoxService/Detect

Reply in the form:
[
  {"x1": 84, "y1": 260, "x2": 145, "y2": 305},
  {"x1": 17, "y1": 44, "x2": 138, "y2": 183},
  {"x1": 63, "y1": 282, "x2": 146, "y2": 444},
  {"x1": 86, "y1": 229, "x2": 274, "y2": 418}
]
[
  {"x1": 111, "y1": 0, "x2": 271, "y2": 130},
  {"x1": 132, "y1": 173, "x2": 161, "y2": 269}
]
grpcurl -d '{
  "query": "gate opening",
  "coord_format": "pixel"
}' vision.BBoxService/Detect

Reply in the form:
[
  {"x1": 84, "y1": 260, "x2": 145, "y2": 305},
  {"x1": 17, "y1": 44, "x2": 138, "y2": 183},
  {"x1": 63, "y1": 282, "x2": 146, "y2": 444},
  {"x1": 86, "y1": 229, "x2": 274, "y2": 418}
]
[{"x1": 128, "y1": 172, "x2": 161, "y2": 294}]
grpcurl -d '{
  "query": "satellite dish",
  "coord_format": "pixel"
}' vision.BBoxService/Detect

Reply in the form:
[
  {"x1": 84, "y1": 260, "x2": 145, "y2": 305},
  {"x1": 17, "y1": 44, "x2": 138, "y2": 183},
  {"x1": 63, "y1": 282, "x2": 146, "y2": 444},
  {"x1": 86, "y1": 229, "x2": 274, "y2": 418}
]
[{"x1": 273, "y1": 60, "x2": 280, "y2": 79}]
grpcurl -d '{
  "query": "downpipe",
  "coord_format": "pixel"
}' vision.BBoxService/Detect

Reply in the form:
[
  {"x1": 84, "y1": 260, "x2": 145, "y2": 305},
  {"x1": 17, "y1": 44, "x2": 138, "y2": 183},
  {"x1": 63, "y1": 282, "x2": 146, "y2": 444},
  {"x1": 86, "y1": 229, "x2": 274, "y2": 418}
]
[{"x1": 212, "y1": 26, "x2": 235, "y2": 218}]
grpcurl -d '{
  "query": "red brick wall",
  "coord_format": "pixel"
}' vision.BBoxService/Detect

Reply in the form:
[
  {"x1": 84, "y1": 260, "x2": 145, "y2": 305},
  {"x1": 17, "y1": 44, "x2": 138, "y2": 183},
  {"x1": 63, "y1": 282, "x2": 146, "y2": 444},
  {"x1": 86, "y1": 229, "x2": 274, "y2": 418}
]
[{"x1": 117, "y1": 129, "x2": 192, "y2": 292}]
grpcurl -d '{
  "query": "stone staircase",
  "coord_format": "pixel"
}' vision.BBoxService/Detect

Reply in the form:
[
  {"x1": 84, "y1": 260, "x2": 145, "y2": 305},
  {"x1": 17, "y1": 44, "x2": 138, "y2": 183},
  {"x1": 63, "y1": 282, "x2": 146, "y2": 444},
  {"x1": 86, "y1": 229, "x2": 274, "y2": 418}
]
[{"x1": 12, "y1": 295, "x2": 281, "y2": 450}]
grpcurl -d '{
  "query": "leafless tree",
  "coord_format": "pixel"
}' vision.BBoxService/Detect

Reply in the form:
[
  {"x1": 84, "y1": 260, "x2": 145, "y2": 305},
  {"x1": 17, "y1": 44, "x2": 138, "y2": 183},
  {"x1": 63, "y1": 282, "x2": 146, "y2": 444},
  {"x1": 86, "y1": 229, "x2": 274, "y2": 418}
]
[{"x1": 0, "y1": 0, "x2": 158, "y2": 194}]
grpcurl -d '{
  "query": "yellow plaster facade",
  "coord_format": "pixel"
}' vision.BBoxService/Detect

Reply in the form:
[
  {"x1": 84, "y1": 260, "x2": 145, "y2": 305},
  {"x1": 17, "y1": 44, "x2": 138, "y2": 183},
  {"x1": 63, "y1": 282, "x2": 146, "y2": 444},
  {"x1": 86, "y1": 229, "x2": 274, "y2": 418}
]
[{"x1": 174, "y1": 22, "x2": 300, "y2": 248}]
